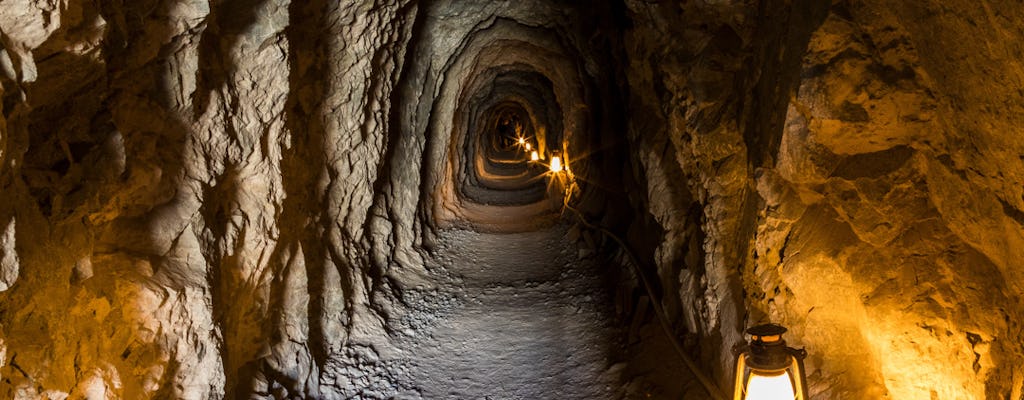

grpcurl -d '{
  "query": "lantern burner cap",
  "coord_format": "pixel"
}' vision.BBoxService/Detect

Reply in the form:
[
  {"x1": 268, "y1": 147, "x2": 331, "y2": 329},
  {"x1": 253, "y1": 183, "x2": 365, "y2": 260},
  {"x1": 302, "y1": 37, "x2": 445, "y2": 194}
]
[{"x1": 747, "y1": 323, "x2": 787, "y2": 343}]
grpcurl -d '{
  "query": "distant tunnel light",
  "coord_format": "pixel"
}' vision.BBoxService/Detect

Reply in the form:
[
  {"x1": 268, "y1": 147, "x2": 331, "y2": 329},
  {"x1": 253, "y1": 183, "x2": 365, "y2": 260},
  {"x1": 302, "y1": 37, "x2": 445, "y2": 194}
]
[
  {"x1": 733, "y1": 324, "x2": 809, "y2": 400},
  {"x1": 549, "y1": 156, "x2": 563, "y2": 173},
  {"x1": 531, "y1": 151, "x2": 540, "y2": 161}
]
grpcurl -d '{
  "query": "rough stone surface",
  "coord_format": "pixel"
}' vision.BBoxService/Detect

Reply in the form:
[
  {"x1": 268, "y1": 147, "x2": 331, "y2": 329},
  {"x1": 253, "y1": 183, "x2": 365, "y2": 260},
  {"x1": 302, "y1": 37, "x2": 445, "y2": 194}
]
[
  {"x1": 388, "y1": 224, "x2": 626, "y2": 399},
  {"x1": 745, "y1": 2, "x2": 1024, "y2": 398},
  {"x1": 1, "y1": 0, "x2": 1022, "y2": 399},
  {"x1": 0, "y1": 218, "x2": 16, "y2": 291},
  {"x1": 0, "y1": 0, "x2": 419, "y2": 397},
  {"x1": 617, "y1": 0, "x2": 1024, "y2": 398},
  {"x1": 616, "y1": 0, "x2": 830, "y2": 388}
]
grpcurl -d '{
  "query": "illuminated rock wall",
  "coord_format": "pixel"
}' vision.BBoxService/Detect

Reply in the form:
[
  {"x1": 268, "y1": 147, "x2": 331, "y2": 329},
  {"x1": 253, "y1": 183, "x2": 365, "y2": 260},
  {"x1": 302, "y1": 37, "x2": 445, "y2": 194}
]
[
  {"x1": 752, "y1": 2, "x2": 1024, "y2": 398},
  {"x1": 620, "y1": 0, "x2": 1024, "y2": 398}
]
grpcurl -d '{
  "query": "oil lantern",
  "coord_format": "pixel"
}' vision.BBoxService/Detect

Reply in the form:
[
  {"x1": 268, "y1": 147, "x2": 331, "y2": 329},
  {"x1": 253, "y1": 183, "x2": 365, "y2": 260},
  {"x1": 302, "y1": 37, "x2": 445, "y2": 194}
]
[{"x1": 733, "y1": 323, "x2": 809, "y2": 400}]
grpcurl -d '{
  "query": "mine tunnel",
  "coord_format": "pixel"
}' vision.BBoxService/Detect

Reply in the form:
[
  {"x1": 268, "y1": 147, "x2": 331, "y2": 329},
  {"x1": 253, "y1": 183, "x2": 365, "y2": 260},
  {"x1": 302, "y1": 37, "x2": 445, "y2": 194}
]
[{"x1": 1, "y1": 0, "x2": 1023, "y2": 399}]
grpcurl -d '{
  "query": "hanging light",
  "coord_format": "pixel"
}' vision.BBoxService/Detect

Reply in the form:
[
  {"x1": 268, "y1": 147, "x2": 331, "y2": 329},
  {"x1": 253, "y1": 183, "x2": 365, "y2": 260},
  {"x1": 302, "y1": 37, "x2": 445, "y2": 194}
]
[
  {"x1": 733, "y1": 324, "x2": 809, "y2": 400},
  {"x1": 549, "y1": 155, "x2": 563, "y2": 173},
  {"x1": 530, "y1": 151, "x2": 540, "y2": 161}
]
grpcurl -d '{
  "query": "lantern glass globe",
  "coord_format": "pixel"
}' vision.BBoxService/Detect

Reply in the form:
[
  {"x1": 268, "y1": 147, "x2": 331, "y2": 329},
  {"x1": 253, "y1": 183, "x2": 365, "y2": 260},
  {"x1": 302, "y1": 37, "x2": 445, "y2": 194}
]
[
  {"x1": 744, "y1": 371, "x2": 796, "y2": 400},
  {"x1": 549, "y1": 156, "x2": 563, "y2": 173}
]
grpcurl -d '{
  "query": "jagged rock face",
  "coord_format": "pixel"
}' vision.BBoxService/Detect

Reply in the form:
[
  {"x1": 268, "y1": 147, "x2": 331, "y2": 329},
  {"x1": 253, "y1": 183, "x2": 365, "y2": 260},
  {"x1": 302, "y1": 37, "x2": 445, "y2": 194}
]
[
  {"x1": 749, "y1": 1, "x2": 1024, "y2": 398},
  {"x1": 0, "y1": 0, "x2": 418, "y2": 397},
  {"x1": 621, "y1": 0, "x2": 1024, "y2": 398},
  {"x1": 1, "y1": 0, "x2": 1023, "y2": 399},
  {"x1": 0, "y1": 0, "x2": 622, "y2": 398},
  {"x1": 618, "y1": 0, "x2": 832, "y2": 388}
]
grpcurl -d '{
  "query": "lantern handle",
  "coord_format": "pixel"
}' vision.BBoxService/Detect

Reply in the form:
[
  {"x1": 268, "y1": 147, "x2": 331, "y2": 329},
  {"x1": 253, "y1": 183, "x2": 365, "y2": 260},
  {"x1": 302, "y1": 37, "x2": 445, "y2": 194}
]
[{"x1": 790, "y1": 347, "x2": 810, "y2": 400}]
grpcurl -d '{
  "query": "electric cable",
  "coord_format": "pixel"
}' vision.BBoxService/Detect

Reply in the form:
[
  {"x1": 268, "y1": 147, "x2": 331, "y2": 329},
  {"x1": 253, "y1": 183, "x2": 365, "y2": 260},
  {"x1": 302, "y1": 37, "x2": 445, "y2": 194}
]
[{"x1": 561, "y1": 183, "x2": 729, "y2": 400}]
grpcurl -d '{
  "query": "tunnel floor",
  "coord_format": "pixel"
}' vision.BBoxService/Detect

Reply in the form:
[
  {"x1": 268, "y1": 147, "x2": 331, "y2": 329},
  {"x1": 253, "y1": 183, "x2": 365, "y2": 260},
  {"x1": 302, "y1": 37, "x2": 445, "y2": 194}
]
[
  {"x1": 402, "y1": 224, "x2": 618, "y2": 399},
  {"x1": 376, "y1": 221, "x2": 703, "y2": 399}
]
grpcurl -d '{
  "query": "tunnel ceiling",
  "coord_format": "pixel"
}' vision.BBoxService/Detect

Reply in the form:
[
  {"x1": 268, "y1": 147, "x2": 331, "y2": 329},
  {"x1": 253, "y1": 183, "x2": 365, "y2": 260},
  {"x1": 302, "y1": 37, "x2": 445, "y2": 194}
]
[{"x1": 0, "y1": 0, "x2": 1023, "y2": 399}]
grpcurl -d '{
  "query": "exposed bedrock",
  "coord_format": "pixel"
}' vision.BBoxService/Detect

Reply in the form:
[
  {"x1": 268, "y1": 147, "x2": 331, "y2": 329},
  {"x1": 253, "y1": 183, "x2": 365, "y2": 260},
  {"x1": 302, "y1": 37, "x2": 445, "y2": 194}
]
[{"x1": 0, "y1": 0, "x2": 1022, "y2": 399}]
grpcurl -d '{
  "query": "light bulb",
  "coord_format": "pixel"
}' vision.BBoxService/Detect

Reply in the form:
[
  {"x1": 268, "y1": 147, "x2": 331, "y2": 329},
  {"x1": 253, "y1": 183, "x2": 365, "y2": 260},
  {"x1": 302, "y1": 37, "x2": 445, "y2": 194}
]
[
  {"x1": 549, "y1": 156, "x2": 563, "y2": 173},
  {"x1": 531, "y1": 151, "x2": 539, "y2": 161},
  {"x1": 524, "y1": 142, "x2": 532, "y2": 151},
  {"x1": 744, "y1": 372, "x2": 796, "y2": 400},
  {"x1": 517, "y1": 137, "x2": 525, "y2": 145}
]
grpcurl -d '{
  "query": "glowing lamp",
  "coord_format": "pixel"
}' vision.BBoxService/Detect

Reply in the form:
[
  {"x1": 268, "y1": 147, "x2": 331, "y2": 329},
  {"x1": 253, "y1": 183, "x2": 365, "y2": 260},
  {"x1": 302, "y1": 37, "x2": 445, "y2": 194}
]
[
  {"x1": 524, "y1": 142, "x2": 532, "y2": 151},
  {"x1": 549, "y1": 156, "x2": 563, "y2": 173},
  {"x1": 733, "y1": 324, "x2": 808, "y2": 400},
  {"x1": 517, "y1": 137, "x2": 526, "y2": 145},
  {"x1": 530, "y1": 151, "x2": 540, "y2": 161}
]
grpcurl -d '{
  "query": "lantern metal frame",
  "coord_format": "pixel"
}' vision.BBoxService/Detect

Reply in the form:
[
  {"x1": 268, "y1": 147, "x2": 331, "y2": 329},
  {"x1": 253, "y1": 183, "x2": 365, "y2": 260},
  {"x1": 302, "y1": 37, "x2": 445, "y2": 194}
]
[{"x1": 732, "y1": 323, "x2": 809, "y2": 400}]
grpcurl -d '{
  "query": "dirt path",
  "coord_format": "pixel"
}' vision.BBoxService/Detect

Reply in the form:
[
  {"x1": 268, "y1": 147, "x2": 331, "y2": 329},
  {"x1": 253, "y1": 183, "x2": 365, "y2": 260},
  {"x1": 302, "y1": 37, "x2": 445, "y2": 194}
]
[{"x1": 391, "y1": 223, "x2": 623, "y2": 399}]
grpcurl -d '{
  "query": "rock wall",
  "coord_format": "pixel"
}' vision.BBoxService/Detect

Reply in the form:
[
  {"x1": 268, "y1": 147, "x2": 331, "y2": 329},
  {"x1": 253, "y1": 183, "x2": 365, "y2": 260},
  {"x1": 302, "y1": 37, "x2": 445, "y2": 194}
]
[
  {"x1": 0, "y1": 0, "x2": 625, "y2": 397},
  {"x1": 751, "y1": 1, "x2": 1024, "y2": 398},
  {"x1": 617, "y1": 0, "x2": 830, "y2": 388},
  {"x1": 0, "y1": 0, "x2": 419, "y2": 397},
  {"x1": 620, "y1": 0, "x2": 1024, "y2": 398}
]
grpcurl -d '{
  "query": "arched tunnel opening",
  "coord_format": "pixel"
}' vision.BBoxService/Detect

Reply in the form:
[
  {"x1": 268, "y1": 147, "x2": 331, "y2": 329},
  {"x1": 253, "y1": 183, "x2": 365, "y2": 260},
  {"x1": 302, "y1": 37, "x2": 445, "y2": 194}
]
[
  {"x1": 1, "y1": 0, "x2": 1024, "y2": 399},
  {"x1": 457, "y1": 69, "x2": 564, "y2": 209}
]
